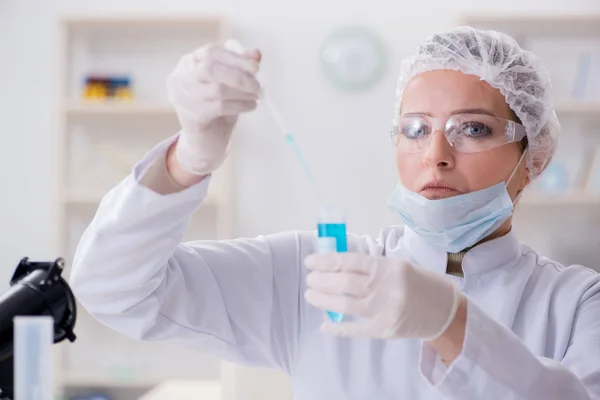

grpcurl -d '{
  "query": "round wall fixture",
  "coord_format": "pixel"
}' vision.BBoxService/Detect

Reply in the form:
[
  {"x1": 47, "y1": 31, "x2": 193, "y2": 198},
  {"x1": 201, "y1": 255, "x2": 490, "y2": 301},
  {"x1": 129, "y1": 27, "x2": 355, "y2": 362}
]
[{"x1": 319, "y1": 26, "x2": 387, "y2": 92}]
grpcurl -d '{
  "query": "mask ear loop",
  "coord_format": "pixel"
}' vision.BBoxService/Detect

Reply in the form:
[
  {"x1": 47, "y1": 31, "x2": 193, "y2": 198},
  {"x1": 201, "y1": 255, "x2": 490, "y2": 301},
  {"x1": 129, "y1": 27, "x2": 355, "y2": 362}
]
[{"x1": 507, "y1": 147, "x2": 528, "y2": 203}]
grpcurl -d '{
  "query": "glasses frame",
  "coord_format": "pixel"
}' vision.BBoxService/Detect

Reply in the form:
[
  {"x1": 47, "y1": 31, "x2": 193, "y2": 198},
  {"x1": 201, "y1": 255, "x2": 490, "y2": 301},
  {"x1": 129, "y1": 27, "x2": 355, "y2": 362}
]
[{"x1": 389, "y1": 113, "x2": 527, "y2": 153}]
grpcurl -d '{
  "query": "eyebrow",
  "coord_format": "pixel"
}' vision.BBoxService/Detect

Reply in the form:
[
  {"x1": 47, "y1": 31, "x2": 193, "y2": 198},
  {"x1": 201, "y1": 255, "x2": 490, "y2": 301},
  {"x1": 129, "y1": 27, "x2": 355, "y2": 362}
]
[{"x1": 401, "y1": 108, "x2": 498, "y2": 117}]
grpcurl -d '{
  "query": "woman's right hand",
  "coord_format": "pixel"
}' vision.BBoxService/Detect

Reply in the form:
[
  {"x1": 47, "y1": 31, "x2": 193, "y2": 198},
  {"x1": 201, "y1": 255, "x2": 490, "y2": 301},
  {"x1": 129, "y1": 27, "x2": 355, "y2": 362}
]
[{"x1": 166, "y1": 42, "x2": 262, "y2": 186}]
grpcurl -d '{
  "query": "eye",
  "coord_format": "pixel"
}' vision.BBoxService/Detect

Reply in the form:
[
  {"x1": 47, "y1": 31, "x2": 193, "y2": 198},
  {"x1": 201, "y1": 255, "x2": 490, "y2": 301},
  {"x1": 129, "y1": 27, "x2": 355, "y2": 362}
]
[
  {"x1": 401, "y1": 120, "x2": 430, "y2": 139},
  {"x1": 461, "y1": 121, "x2": 492, "y2": 137}
]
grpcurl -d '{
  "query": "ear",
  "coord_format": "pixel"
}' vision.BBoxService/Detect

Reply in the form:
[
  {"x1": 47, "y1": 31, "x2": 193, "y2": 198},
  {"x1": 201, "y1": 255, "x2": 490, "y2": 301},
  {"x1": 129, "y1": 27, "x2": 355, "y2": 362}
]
[{"x1": 517, "y1": 160, "x2": 530, "y2": 196}]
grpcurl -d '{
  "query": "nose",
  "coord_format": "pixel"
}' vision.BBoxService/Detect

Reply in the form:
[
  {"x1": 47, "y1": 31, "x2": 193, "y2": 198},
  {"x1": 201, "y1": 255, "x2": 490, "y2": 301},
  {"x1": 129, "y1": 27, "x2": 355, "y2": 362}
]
[{"x1": 422, "y1": 130, "x2": 455, "y2": 169}]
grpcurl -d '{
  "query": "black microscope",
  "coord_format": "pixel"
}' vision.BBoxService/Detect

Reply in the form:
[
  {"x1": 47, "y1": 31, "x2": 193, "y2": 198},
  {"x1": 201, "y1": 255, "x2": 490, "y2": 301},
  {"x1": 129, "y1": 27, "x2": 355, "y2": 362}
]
[{"x1": 0, "y1": 257, "x2": 77, "y2": 399}]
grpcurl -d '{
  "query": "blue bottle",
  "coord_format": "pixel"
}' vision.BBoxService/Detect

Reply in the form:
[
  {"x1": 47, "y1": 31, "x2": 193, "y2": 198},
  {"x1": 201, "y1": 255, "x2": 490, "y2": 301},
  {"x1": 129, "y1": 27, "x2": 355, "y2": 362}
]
[{"x1": 317, "y1": 204, "x2": 347, "y2": 323}]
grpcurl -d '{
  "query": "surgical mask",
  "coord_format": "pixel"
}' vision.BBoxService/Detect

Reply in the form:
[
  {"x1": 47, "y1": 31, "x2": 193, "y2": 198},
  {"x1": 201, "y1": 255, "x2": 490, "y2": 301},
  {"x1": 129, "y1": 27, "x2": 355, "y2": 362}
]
[{"x1": 387, "y1": 150, "x2": 527, "y2": 253}]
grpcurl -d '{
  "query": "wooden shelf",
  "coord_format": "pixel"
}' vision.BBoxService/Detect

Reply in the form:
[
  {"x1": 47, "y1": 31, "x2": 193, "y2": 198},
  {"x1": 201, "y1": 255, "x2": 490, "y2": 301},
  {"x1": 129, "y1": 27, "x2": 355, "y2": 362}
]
[
  {"x1": 61, "y1": 14, "x2": 226, "y2": 38},
  {"x1": 554, "y1": 101, "x2": 600, "y2": 114},
  {"x1": 64, "y1": 101, "x2": 175, "y2": 116},
  {"x1": 61, "y1": 371, "x2": 221, "y2": 389},
  {"x1": 61, "y1": 371, "x2": 221, "y2": 392},
  {"x1": 64, "y1": 99, "x2": 600, "y2": 117},
  {"x1": 61, "y1": 372, "x2": 160, "y2": 388},
  {"x1": 139, "y1": 380, "x2": 222, "y2": 400},
  {"x1": 62, "y1": 190, "x2": 220, "y2": 206},
  {"x1": 462, "y1": 14, "x2": 600, "y2": 37},
  {"x1": 521, "y1": 191, "x2": 600, "y2": 205},
  {"x1": 63, "y1": 14, "x2": 224, "y2": 27}
]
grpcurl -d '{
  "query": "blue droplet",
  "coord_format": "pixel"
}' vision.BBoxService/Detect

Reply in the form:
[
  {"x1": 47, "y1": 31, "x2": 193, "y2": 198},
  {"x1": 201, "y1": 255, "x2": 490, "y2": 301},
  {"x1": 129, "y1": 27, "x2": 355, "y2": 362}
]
[{"x1": 327, "y1": 311, "x2": 344, "y2": 323}]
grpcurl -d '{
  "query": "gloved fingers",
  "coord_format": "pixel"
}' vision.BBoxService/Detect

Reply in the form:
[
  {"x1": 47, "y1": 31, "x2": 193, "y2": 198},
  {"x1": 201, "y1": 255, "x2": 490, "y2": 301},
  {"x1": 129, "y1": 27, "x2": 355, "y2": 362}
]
[
  {"x1": 305, "y1": 253, "x2": 376, "y2": 275},
  {"x1": 320, "y1": 321, "x2": 376, "y2": 338},
  {"x1": 218, "y1": 47, "x2": 261, "y2": 73},
  {"x1": 304, "y1": 289, "x2": 369, "y2": 317},
  {"x1": 306, "y1": 271, "x2": 370, "y2": 298},
  {"x1": 194, "y1": 61, "x2": 261, "y2": 95},
  {"x1": 193, "y1": 44, "x2": 260, "y2": 75},
  {"x1": 203, "y1": 99, "x2": 258, "y2": 117},
  {"x1": 167, "y1": 84, "x2": 257, "y2": 119},
  {"x1": 197, "y1": 82, "x2": 259, "y2": 101},
  {"x1": 304, "y1": 253, "x2": 342, "y2": 272}
]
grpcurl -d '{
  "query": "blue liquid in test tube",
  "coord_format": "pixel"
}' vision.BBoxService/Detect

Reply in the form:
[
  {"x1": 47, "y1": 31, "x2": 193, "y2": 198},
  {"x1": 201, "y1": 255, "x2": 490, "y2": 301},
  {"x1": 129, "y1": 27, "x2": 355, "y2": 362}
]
[{"x1": 317, "y1": 204, "x2": 347, "y2": 323}]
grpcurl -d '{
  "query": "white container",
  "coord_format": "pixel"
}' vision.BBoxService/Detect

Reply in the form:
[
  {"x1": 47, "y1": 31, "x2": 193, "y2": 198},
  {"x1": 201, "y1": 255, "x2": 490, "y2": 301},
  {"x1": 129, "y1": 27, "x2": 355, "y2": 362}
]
[
  {"x1": 527, "y1": 38, "x2": 600, "y2": 101},
  {"x1": 14, "y1": 316, "x2": 54, "y2": 400},
  {"x1": 585, "y1": 146, "x2": 600, "y2": 193}
]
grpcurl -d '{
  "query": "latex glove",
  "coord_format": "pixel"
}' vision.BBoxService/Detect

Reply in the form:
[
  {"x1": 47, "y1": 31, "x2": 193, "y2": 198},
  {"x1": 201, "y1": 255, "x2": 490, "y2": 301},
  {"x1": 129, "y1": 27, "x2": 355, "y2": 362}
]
[
  {"x1": 167, "y1": 42, "x2": 261, "y2": 175},
  {"x1": 304, "y1": 253, "x2": 462, "y2": 340}
]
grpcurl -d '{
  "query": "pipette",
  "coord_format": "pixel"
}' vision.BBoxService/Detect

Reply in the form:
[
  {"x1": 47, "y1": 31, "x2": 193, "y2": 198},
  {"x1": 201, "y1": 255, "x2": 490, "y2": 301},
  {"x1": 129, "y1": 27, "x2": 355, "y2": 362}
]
[
  {"x1": 224, "y1": 40, "x2": 326, "y2": 202},
  {"x1": 266, "y1": 96, "x2": 345, "y2": 324},
  {"x1": 256, "y1": 68, "x2": 346, "y2": 323},
  {"x1": 260, "y1": 93, "x2": 327, "y2": 202},
  {"x1": 225, "y1": 40, "x2": 344, "y2": 322}
]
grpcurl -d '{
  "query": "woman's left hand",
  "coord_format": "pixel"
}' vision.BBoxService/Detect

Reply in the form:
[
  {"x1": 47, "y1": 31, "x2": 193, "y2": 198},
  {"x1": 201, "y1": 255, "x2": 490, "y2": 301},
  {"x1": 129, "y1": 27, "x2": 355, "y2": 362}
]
[{"x1": 304, "y1": 253, "x2": 463, "y2": 340}]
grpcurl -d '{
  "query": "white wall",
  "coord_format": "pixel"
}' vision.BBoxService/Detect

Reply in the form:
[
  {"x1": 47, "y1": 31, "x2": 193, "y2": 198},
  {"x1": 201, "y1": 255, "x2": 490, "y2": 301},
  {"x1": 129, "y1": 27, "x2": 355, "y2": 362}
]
[
  {"x1": 1, "y1": 1, "x2": 599, "y2": 280},
  {"x1": 1, "y1": 1, "x2": 599, "y2": 398}
]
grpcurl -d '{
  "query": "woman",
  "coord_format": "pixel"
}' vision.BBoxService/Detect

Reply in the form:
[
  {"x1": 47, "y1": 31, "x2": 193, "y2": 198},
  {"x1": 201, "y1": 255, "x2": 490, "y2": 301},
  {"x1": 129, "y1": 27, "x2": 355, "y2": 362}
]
[{"x1": 70, "y1": 27, "x2": 600, "y2": 399}]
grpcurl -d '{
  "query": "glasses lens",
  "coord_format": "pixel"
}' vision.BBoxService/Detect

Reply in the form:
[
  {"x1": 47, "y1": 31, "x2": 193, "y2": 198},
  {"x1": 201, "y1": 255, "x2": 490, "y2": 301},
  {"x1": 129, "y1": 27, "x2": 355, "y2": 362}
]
[
  {"x1": 394, "y1": 115, "x2": 431, "y2": 153},
  {"x1": 445, "y1": 114, "x2": 517, "y2": 153}
]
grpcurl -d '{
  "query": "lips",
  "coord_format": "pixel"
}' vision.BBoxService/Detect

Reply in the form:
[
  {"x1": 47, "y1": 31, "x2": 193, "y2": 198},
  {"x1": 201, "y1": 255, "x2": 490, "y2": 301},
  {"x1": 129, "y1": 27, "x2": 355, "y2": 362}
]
[
  {"x1": 420, "y1": 180, "x2": 459, "y2": 192},
  {"x1": 419, "y1": 180, "x2": 462, "y2": 199}
]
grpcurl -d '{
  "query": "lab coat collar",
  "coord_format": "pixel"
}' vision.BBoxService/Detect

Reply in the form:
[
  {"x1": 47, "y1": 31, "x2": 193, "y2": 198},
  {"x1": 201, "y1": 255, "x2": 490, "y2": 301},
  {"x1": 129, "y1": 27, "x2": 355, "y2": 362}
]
[
  {"x1": 402, "y1": 227, "x2": 447, "y2": 275},
  {"x1": 402, "y1": 227, "x2": 521, "y2": 277}
]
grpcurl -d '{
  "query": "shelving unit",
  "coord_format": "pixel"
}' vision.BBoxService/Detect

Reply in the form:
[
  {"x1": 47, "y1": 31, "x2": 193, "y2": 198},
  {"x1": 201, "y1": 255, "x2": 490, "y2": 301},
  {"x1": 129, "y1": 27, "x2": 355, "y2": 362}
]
[
  {"x1": 554, "y1": 100, "x2": 600, "y2": 115},
  {"x1": 460, "y1": 14, "x2": 600, "y2": 271},
  {"x1": 54, "y1": 15, "x2": 231, "y2": 399},
  {"x1": 62, "y1": 188, "x2": 221, "y2": 207},
  {"x1": 60, "y1": 372, "x2": 170, "y2": 389},
  {"x1": 64, "y1": 101, "x2": 175, "y2": 116},
  {"x1": 461, "y1": 15, "x2": 600, "y2": 38},
  {"x1": 461, "y1": 13, "x2": 600, "y2": 206},
  {"x1": 521, "y1": 190, "x2": 600, "y2": 206}
]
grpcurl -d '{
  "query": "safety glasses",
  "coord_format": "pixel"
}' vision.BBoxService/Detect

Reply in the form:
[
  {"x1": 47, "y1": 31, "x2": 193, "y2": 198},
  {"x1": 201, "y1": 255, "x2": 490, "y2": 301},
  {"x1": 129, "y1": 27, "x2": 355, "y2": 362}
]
[{"x1": 390, "y1": 113, "x2": 527, "y2": 153}]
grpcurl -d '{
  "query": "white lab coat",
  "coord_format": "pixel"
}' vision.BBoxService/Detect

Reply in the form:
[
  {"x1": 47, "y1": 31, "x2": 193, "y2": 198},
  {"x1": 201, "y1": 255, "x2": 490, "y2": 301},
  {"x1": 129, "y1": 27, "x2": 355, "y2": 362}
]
[{"x1": 70, "y1": 139, "x2": 600, "y2": 400}]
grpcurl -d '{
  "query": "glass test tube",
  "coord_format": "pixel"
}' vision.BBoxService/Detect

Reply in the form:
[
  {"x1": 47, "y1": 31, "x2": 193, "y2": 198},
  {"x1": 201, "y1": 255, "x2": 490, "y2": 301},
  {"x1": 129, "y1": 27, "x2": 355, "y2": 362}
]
[
  {"x1": 317, "y1": 204, "x2": 347, "y2": 323},
  {"x1": 14, "y1": 316, "x2": 54, "y2": 400}
]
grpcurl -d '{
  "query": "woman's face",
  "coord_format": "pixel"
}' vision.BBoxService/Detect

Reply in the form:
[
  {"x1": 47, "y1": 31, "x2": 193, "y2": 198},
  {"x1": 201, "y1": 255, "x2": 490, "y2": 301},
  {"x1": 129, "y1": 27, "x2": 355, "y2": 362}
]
[{"x1": 397, "y1": 70, "x2": 529, "y2": 201}]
